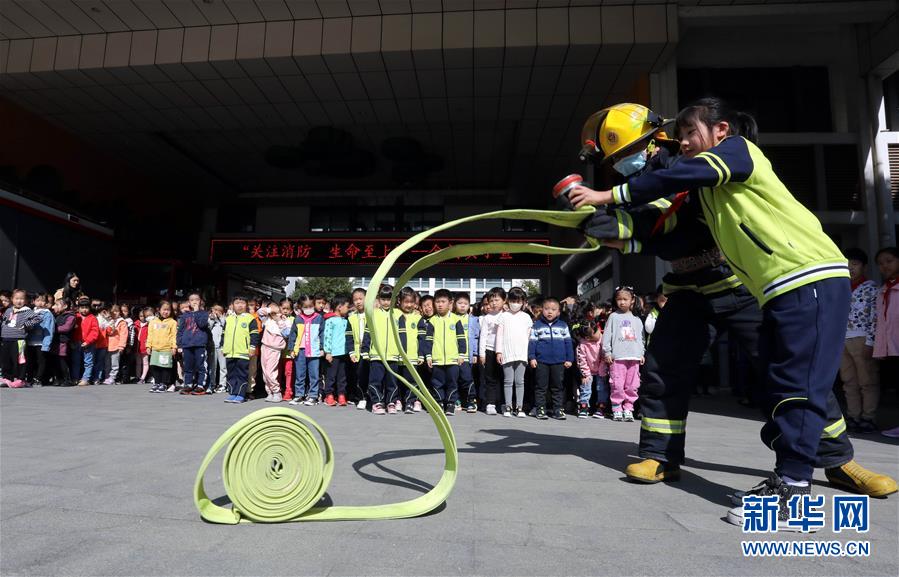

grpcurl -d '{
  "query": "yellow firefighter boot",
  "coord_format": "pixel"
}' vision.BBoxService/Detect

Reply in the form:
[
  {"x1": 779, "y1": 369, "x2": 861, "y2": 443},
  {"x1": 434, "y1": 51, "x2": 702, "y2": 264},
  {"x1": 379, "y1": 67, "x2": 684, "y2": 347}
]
[
  {"x1": 625, "y1": 459, "x2": 681, "y2": 483},
  {"x1": 825, "y1": 460, "x2": 898, "y2": 497}
]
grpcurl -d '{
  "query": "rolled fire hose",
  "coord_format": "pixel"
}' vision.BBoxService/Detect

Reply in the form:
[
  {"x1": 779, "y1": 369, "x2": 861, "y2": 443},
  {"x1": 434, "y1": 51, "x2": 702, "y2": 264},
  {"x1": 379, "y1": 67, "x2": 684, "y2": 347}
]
[{"x1": 194, "y1": 206, "x2": 600, "y2": 523}]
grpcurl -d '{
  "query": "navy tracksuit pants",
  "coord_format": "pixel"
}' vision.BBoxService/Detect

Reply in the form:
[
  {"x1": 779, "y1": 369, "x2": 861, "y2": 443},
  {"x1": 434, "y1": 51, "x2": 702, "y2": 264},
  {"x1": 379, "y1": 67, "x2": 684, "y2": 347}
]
[
  {"x1": 182, "y1": 346, "x2": 206, "y2": 389},
  {"x1": 431, "y1": 364, "x2": 460, "y2": 408},
  {"x1": 760, "y1": 278, "x2": 850, "y2": 480},
  {"x1": 457, "y1": 361, "x2": 476, "y2": 405},
  {"x1": 368, "y1": 360, "x2": 398, "y2": 406},
  {"x1": 226, "y1": 358, "x2": 249, "y2": 398},
  {"x1": 639, "y1": 281, "x2": 853, "y2": 475}
]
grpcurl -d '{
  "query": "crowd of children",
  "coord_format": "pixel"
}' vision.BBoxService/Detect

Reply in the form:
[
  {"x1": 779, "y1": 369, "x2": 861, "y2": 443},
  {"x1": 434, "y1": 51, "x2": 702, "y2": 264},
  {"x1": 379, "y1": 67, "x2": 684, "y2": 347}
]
[
  {"x1": 0, "y1": 283, "x2": 657, "y2": 422},
  {"x1": 2, "y1": 268, "x2": 897, "y2": 436}
]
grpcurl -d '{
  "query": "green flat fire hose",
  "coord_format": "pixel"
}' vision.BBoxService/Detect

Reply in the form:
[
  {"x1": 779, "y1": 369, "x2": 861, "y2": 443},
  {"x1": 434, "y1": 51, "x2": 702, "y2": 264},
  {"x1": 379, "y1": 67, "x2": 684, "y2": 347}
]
[{"x1": 194, "y1": 207, "x2": 600, "y2": 523}]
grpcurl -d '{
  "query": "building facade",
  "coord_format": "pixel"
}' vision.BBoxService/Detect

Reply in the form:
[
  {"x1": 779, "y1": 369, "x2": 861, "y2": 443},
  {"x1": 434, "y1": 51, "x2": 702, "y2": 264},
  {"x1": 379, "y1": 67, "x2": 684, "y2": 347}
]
[{"x1": 0, "y1": 1, "x2": 896, "y2": 300}]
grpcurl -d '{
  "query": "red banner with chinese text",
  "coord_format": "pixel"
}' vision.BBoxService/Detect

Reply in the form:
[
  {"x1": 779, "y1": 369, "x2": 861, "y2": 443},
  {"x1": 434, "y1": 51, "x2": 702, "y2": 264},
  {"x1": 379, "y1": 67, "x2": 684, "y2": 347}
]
[{"x1": 210, "y1": 238, "x2": 551, "y2": 267}]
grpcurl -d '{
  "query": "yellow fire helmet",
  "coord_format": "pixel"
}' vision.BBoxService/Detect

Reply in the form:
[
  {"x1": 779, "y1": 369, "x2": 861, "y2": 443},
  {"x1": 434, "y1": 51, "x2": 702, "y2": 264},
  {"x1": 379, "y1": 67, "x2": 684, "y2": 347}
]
[{"x1": 579, "y1": 103, "x2": 672, "y2": 164}]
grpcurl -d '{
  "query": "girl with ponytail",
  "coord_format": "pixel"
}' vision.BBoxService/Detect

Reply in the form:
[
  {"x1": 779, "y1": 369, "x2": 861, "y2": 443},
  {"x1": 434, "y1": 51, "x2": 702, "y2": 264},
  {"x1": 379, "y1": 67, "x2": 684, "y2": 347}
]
[{"x1": 568, "y1": 96, "x2": 867, "y2": 529}]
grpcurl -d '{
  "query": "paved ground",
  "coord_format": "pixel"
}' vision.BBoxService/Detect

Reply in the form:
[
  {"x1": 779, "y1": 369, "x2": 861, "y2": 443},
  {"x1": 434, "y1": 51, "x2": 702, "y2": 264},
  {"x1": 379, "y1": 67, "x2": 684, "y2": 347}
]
[{"x1": 1, "y1": 385, "x2": 897, "y2": 576}]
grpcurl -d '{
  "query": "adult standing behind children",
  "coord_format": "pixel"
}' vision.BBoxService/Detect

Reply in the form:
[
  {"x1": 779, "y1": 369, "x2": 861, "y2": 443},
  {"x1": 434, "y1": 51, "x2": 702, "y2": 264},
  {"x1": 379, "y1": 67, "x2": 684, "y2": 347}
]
[{"x1": 55, "y1": 272, "x2": 84, "y2": 304}]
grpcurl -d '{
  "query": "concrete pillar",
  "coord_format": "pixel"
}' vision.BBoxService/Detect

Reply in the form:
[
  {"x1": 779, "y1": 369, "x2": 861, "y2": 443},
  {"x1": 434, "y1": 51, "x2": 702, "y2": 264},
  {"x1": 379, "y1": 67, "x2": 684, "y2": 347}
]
[{"x1": 862, "y1": 73, "x2": 896, "y2": 250}]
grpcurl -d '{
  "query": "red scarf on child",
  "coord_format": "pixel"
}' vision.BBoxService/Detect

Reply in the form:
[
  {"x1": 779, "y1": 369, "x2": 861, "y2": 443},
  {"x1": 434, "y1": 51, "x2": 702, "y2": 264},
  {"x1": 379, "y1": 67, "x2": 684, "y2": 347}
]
[
  {"x1": 883, "y1": 278, "x2": 899, "y2": 318},
  {"x1": 851, "y1": 276, "x2": 867, "y2": 292}
]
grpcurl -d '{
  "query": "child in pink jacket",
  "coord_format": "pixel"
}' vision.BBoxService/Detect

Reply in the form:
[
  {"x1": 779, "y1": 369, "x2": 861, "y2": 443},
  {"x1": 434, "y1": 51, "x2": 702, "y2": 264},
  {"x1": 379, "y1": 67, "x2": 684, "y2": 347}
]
[
  {"x1": 577, "y1": 319, "x2": 610, "y2": 418},
  {"x1": 260, "y1": 302, "x2": 292, "y2": 403},
  {"x1": 873, "y1": 247, "x2": 899, "y2": 438}
]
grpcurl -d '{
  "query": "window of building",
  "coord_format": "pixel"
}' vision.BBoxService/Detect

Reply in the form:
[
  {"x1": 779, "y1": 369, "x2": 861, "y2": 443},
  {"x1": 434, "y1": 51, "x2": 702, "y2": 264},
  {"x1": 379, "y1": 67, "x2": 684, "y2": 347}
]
[
  {"x1": 884, "y1": 71, "x2": 898, "y2": 131},
  {"x1": 678, "y1": 67, "x2": 832, "y2": 132},
  {"x1": 889, "y1": 144, "x2": 899, "y2": 208},
  {"x1": 760, "y1": 145, "x2": 817, "y2": 208},
  {"x1": 823, "y1": 144, "x2": 862, "y2": 211}
]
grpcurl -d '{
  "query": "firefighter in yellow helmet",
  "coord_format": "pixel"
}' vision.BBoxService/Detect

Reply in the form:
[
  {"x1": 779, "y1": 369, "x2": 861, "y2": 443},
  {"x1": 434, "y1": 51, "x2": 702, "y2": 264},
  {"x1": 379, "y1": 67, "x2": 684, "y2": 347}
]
[
  {"x1": 578, "y1": 103, "x2": 677, "y2": 185},
  {"x1": 573, "y1": 102, "x2": 898, "y2": 504}
]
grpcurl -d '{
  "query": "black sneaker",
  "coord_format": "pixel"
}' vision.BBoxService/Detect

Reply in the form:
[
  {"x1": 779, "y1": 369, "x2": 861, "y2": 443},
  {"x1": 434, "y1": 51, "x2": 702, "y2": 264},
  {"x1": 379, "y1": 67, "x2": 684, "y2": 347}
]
[
  {"x1": 726, "y1": 474, "x2": 816, "y2": 532},
  {"x1": 465, "y1": 402, "x2": 477, "y2": 413},
  {"x1": 855, "y1": 419, "x2": 878, "y2": 434},
  {"x1": 551, "y1": 409, "x2": 567, "y2": 420},
  {"x1": 536, "y1": 407, "x2": 549, "y2": 420}
]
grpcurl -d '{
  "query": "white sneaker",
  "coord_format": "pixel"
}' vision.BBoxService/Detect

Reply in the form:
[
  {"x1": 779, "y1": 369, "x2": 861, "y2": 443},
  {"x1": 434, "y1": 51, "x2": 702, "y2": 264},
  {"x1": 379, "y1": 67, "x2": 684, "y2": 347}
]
[
  {"x1": 357, "y1": 399, "x2": 367, "y2": 410},
  {"x1": 303, "y1": 397, "x2": 317, "y2": 406},
  {"x1": 266, "y1": 393, "x2": 282, "y2": 403},
  {"x1": 516, "y1": 409, "x2": 526, "y2": 418},
  {"x1": 486, "y1": 404, "x2": 497, "y2": 415},
  {"x1": 394, "y1": 399, "x2": 403, "y2": 412},
  {"x1": 502, "y1": 407, "x2": 512, "y2": 417},
  {"x1": 166, "y1": 384, "x2": 175, "y2": 392},
  {"x1": 623, "y1": 410, "x2": 634, "y2": 422},
  {"x1": 613, "y1": 411, "x2": 623, "y2": 421},
  {"x1": 413, "y1": 400, "x2": 422, "y2": 412},
  {"x1": 289, "y1": 397, "x2": 302, "y2": 405}
]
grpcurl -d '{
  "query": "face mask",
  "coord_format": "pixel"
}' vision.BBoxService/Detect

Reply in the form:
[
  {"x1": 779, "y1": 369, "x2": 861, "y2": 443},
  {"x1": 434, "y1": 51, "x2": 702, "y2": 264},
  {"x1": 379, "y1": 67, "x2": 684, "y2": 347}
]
[
  {"x1": 509, "y1": 303, "x2": 523, "y2": 312},
  {"x1": 302, "y1": 308, "x2": 314, "y2": 316},
  {"x1": 613, "y1": 150, "x2": 647, "y2": 177}
]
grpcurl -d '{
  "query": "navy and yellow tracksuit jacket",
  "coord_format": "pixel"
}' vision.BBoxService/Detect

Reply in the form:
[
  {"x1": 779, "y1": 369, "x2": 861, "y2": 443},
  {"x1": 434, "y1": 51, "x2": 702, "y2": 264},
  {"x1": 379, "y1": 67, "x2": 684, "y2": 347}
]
[
  {"x1": 608, "y1": 136, "x2": 848, "y2": 306},
  {"x1": 425, "y1": 313, "x2": 467, "y2": 365}
]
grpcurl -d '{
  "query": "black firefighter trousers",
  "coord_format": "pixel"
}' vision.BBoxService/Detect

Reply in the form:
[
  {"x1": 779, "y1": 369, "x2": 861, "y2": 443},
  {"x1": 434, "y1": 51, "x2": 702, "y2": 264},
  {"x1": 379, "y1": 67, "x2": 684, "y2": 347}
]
[{"x1": 638, "y1": 285, "x2": 853, "y2": 470}]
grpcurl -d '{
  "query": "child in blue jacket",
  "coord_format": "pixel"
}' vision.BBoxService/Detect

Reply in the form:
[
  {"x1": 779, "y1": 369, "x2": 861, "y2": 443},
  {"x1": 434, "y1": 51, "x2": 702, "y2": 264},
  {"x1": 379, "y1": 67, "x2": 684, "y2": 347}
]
[
  {"x1": 322, "y1": 295, "x2": 354, "y2": 406},
  {"x1": 287, "y1": 295, "x2": 326, "y2": 406},
  {"x1": 26, "y1": 293, "x2": 55, "y2": 386},
  {"x1": 528, "y1": 297, "x2": 574, "y2": 420},
  {"x1": 176, "y1": 292, "x2": 210, "y2": 395}
]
